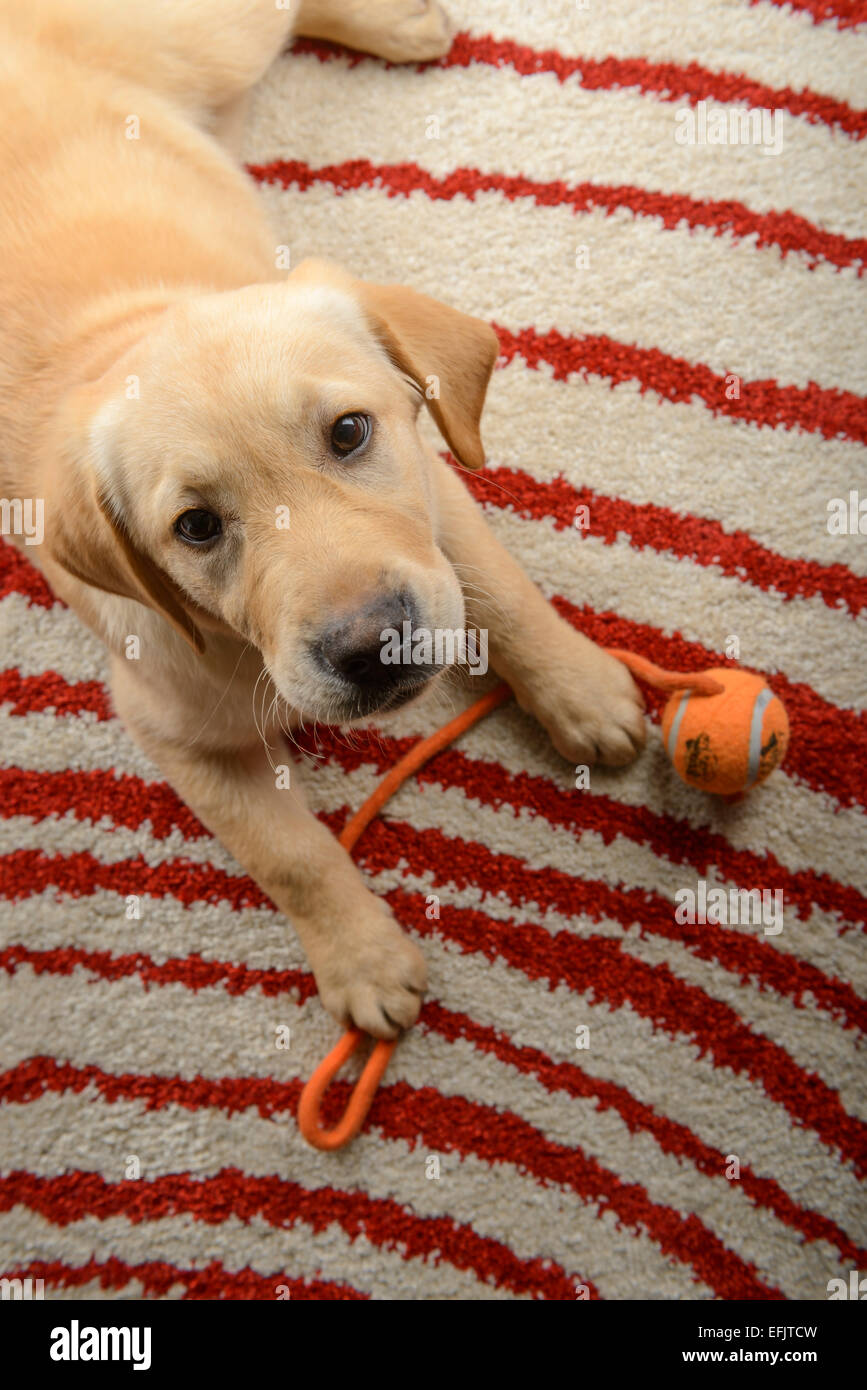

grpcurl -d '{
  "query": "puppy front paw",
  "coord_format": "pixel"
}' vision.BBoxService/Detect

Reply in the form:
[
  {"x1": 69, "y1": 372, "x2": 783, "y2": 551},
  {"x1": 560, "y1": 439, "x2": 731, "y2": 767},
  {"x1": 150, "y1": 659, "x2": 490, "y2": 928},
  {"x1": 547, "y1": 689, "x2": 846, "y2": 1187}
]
[
  {"x1": 363, "y1": 0, "x2": 455, "y2": 62},
  {"x1": 522, "y1": 639, "x2": 646, "y2": 769},
  {"x1": 312, "y1": 896, "x2": 427, "y2": 1039}
]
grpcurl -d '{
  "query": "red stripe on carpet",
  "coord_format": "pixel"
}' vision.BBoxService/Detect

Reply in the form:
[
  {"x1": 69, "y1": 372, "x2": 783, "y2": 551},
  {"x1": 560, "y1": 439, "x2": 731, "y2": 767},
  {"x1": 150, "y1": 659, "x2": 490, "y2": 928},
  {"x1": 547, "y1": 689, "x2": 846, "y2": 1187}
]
[
  {"x1": 317, "y1": 731, "x2": 867, "y2": 929},
  {"x1": 0, "y1": 942, "x2": 315, "y2": 1002},
  {"x1": 3, "y1": 692, "x2": 865, "y2": 932},
  {"x1": 756, "y1": 0, "x2": 867, "y2": 29},
  {"x1": 4, "y1": 767, "x2": 864, "y2": 1025},
  {"x1": 494, "y1": 322, "x2": 867, "y2": 444},
  {"x1": 464, "y1": 465, "x2": 867, "y2": 616},
  {"x1": 4, "y1": 850, "x2": 865, "y2": 1174},
  {"x1": 0, "y1": 669, "x2": 113, "y2": 720},
  {"x1": 0, "y1": 1169, "x2": 589, "y2": 1301},
  {"x1": 5, "y1": 870, "x2": 863, "y2": 1055},
  {"x1": 420, "y1": 1001, "x2": 866, "y2": 1265},
  {"x1": 0, "y1": 543, "x2": 55, "y2": 608},
  {"x1": 0, "y1": 1070, "x2": 784, "y2": 1299},
  {"x1": 290, "y1": 34, "x2": 867, "y2": 139},
  {"x1": 248, "y1": 157, "x2": 867, "y2": 275},
  {"x1": 2, "y1": 1255, "x2": 363, "y2": 1300},
  {"x1": 3, "y1": 949, "x2": 863, "y2": 1262},
  {"x1": 0, "y1": 768, "x2": 207, "y2": 842}
]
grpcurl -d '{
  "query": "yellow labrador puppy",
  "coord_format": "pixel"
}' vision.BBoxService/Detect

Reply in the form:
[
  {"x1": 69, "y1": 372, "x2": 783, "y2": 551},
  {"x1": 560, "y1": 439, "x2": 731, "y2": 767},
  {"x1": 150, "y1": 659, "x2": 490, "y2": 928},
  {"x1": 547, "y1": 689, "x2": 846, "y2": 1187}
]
[{"x1": 0, "y1": 0, "x2": 645, "y2": 1037}]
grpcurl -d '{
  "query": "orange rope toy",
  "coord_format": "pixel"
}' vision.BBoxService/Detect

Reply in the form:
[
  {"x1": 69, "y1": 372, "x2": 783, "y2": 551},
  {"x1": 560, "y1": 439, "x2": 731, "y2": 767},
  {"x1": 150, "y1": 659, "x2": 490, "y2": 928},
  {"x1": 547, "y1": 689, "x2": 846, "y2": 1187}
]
[
  {"x1": 296, "y1": 682, "x2": 510, "y2": 1150},
  {"x1": 296, "y1": 651, "x2": 758, "y2": 1150}
]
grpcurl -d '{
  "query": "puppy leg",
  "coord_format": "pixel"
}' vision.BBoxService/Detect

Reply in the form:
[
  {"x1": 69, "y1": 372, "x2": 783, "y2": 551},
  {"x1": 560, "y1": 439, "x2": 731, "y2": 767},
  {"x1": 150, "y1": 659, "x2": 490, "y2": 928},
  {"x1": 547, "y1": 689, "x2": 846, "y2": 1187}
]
[
  {"x1": 295, "y1": 0, "x2": 454, "y2": 62},
  {"x1": 110, "y1": 659, "x2": 426, "y2": 1039},
  {"x1": 431, "y1": 453, "x2": 646, "y2": 768}
]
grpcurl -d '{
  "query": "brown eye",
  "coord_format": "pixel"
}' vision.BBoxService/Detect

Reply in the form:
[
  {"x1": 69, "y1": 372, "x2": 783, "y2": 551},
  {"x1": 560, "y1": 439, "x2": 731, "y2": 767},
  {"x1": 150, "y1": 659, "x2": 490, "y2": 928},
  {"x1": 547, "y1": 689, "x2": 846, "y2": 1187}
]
[
  {"x1": 330, "y1": 412, "x2": 371, "y2": 457},
  {"x1": 175, "y1": 509, "x2": 222, "y2": 544}
]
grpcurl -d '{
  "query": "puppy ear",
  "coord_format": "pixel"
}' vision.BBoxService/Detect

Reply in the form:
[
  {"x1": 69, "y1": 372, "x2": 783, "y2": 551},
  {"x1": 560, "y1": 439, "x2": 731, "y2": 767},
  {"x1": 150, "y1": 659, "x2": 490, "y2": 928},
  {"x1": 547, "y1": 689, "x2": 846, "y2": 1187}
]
[
  {"x1": 45, "y1": 406, "x2": 204, "y2": 653},
  {"x1": 356, "y1": 280, "x2": 499, "y2": 471},
  {"x1": 289, "y1": 258, "x2": 499, "y2": 470}
]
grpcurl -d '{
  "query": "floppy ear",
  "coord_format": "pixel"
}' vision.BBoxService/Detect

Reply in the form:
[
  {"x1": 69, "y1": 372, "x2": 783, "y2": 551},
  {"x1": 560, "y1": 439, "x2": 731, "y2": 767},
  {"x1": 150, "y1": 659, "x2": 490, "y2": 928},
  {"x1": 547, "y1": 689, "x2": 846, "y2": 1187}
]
[
  {"x1": 290, "y1": 259, "x2": 499, "y2": 470},
  {"x1": 356, "y1": 280, "x2": 499, "y2": 470},
  {"x1": 44, "y1": 405, "x2": 204, "y2": 653}
]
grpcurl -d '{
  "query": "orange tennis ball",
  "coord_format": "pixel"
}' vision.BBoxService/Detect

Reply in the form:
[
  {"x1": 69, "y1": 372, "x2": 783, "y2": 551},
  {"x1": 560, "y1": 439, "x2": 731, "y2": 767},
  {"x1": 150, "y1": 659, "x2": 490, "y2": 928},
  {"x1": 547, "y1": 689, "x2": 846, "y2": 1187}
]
[{"x1": 660, "y1": 667, "x2": 789, "y2": 796}]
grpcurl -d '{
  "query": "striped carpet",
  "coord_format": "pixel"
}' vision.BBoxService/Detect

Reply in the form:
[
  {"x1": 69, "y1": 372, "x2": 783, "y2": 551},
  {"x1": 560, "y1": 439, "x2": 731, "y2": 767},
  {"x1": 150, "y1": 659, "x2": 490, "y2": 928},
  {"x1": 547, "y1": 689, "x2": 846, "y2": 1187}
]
[{"x1": 1, "y1": 0, "x2": 866, "y2": 1301}]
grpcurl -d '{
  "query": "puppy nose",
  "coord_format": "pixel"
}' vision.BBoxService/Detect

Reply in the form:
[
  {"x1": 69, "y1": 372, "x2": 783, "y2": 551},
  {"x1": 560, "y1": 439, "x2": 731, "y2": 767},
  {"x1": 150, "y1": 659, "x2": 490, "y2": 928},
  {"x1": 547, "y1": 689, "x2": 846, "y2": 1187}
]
[{"x1": 318, "y1": 593, "x2": 416, "y2": 689}]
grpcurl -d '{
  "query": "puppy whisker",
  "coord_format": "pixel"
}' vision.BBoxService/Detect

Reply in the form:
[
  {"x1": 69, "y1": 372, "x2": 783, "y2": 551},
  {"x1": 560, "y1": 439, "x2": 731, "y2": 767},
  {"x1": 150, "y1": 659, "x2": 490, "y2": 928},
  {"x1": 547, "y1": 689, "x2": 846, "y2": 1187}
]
[{"x1": 187, "y1": 640, "x2": 252, "y2": 748}]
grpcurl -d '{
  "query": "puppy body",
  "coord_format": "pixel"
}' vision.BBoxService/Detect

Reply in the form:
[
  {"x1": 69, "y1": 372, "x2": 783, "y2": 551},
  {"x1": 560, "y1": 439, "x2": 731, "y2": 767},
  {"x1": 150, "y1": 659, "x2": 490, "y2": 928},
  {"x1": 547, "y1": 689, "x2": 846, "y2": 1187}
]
[{"x1": 1, "y1": 0, "x2": 645, "y2": 1037}]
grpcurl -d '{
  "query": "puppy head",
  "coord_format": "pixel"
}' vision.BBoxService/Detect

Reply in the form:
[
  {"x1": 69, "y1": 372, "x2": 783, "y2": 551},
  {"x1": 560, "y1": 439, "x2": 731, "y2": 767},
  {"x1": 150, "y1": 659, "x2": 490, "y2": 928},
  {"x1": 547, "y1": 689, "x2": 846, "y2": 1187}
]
[{"x1": 46, "y1": 260, "x2": 498, "y2": 722}]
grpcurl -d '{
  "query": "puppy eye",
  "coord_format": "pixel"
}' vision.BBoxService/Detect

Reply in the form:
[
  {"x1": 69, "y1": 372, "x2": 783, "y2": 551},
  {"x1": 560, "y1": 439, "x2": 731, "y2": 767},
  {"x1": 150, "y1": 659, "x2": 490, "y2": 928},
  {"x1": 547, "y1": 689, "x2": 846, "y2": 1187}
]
[
  {"x1": 330, "y1": 412, "x2": 371, "y2": 457},
  {"x1": 175, "y1": 509, "x2": 222, "y2": 544}
]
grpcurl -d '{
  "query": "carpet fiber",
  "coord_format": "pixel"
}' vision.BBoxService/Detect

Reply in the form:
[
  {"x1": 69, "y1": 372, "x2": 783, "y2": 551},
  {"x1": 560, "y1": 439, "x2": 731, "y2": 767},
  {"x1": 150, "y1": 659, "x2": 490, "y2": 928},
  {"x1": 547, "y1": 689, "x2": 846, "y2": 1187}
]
[{"x1": 1, "y1": 0, "x2": 865, "y2": 1300}]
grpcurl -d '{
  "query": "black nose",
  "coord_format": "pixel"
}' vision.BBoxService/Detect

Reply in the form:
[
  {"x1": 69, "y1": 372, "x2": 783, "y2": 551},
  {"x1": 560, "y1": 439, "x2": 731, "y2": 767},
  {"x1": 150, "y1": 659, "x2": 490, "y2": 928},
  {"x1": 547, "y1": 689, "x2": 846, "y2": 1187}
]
[{"x1": 316, "y1": 593, "x2": 426, "y2": 691}]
